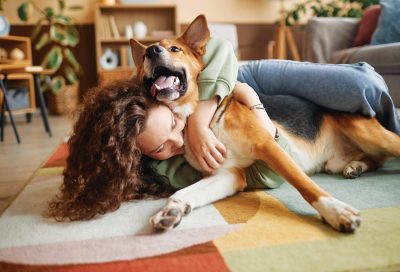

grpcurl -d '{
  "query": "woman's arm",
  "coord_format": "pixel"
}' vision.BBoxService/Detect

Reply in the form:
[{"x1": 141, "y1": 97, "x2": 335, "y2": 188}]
[
  {"x1": 233, "y1": 82, "x2": 276, "y2": 138},
  {"x1": 187, "y1": 97, "x2": 227, "y2": 173},
  {"x1": 186, "y1": 82, "x2": 277, "y2": 173},
  {"x1": 186, "y1": 38, "x2": 239, "y2": 173},
  {"x1": 149, "y1": 156, "x2": 203, "y2": 189}
]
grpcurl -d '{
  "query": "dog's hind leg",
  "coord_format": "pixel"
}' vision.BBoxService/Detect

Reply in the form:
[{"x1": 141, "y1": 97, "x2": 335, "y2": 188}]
[
  {"x1": 149, "y1": 168, "x2": 246, "y2": 231},
  {"x1": 342, "y1": 154, "x2": 383, "y2": 179},
  {"x1": 250, "y1": 137, "x2": 360, "y2": 232},
  {"x1": 333, "y1": 115, "x2": 400, "y2": 158},
  {"x1": 224, "y1": 101, "x2": 361, "y2": 232}
]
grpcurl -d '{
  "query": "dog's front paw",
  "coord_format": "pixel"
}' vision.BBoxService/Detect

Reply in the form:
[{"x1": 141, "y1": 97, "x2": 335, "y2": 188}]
[
  {"x1": 149, "y1": 199, "x2": 191, "y2": 232},
  {"x1": 150, "y1": 206, "x2": 183, "y2": 231},
  {"x1": 313, "y1": 196, "x2": 361, "y2": 233}
]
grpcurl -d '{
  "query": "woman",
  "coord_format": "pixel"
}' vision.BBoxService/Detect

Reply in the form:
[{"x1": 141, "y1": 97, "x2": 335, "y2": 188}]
[
  {"x1": 48, "y1": 81, "x2": 174, "y2": 221},
  {"x1": 49, "y1": 39, "x2": 399, "y2": 221},
  {"x1": 48, "y1": 79, "x2": 276, "y2": 221}
]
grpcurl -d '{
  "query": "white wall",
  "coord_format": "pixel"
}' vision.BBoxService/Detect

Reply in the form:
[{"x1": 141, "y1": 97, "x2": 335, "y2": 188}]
[{"x1": 3, "y1": 0, "x2": 303, "y2": 25}]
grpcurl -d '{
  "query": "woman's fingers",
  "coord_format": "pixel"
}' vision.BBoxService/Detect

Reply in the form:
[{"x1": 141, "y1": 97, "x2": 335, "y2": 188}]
[
  {"x1": 198, "y1": 156, "x2": 214, "y2": 173},
  {"x1": 206, "y1": 141, "x2": 227, "y2": 169},
  {"x1": 193, "y1": 137, "x2": 227, "y2": 172},
  {"x1": 215, "y1": 141, "x2": 227, "y2": 159},
  {"x1": 198, "y1": 148, "x2": 226, "y2": 172},
  {"x1": 207, "y1": 152, "x2": 221, "y2": 170},
  {"x1": 210, "y1": 146, "x2": 225, "y2": 164}
]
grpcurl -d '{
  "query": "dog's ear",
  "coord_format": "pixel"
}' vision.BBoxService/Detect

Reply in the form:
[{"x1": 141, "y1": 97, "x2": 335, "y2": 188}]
[
  {"x1": 129, "y1": 39, "x2": 147, "y2": 68},
  {"x1": 179, "y1": 15, "x2": 210, "y2": 56}
]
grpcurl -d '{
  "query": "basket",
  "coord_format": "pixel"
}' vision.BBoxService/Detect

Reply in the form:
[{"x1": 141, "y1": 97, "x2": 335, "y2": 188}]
[{"x1": 45, "y1": 83, "x2": 79, "y2": 115}]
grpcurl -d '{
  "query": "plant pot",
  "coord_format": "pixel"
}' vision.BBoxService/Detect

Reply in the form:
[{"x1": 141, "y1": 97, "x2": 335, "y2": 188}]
[{"x1": 45, "y1": 83, "x2": 79, "y2": 115}]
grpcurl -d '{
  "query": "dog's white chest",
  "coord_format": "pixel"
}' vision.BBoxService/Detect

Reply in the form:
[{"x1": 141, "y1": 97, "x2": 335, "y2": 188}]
[
  {"x1": 174, "y1": 104, "x2": 194, "y2": 120},
  {"x1": 212, "y1": 122, "x2": 255, "y2": 168}
]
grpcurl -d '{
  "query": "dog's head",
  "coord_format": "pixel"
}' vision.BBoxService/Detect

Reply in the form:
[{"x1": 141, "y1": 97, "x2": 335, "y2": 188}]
[{"x1": 130, "y1": 15, "x2": 210, "y2": 115}]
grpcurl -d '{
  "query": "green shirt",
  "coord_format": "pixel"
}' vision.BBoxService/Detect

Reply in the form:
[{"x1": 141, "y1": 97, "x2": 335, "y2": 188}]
[
  {"x1": 150, "y1": 132, "x2": 300, "y2": 190},
  {"x1": 150, "y1": 37, "x2": 288, "y2": 190},
  {"x1": 197, "y1": 37, "x2": 238, "y2": 103}
]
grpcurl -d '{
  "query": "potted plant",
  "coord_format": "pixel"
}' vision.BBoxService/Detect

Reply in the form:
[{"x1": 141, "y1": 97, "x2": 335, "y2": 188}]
[
  {"x1": 284, "y1": 0, "x2": 379, "y2": 26},
  {"x1": 17, "y1": 0, "x2": 82, "y2": 115}
]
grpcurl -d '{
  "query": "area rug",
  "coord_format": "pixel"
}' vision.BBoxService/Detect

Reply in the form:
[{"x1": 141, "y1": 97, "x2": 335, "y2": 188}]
[{"x1": 0, "y1": 142, "x2": 400, "y2": 272}]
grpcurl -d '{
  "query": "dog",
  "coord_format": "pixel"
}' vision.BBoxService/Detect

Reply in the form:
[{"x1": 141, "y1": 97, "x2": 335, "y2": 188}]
[{"x1": 130, "y1": 15, "x2": 400, "y2": 233}]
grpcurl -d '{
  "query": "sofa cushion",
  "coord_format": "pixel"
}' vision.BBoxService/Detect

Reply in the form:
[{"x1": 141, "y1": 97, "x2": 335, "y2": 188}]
[
  {"x1": 303, "y1": 17, "x2": 359, "y2": 63},
  {"x1": 353, "y1": 5, "x2": 381, "y2": 47},
  {"x1": 370, "y1": 0, "x2": 400, "y2": 45},
  {"x1": 331, "y1": 43, "x2": 400, "y2": 74}
]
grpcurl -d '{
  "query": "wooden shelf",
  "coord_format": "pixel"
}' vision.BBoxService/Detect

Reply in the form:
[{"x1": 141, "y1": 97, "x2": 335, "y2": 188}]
[
  {"x1": 100, "y1": 38, "x2": 130, "y2": 43},
  {"x1": 98, "y1": 4, "x2": 177, "y2": 9},
  {"x1": 0, "y1": 36, "x2": 35, "y2": 115},
  {"x1": 100, "y1": 36, "x2": 170, "y2": 44},
  {"x1": 94, "y1": 4, "x2": 178, "y2": 79}
]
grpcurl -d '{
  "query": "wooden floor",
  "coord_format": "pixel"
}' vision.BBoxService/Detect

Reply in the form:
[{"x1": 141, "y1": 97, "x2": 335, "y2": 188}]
[{"x1": 0, "y1": 112, "x2": 73, "y2": 214}]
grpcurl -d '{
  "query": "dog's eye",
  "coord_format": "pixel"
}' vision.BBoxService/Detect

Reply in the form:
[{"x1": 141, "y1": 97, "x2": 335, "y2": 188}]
[{"x1": 170, "y1": 46, "x2": 181, "y2": 52}]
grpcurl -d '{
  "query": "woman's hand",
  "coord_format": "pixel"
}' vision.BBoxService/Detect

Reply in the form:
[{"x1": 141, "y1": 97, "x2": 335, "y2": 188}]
[
  {"x1": 187, "y1": 98, "x2": 227, "y2": 173},
  {"x1": 233, "y1": 82, "x2": 277, "y2": 138}
]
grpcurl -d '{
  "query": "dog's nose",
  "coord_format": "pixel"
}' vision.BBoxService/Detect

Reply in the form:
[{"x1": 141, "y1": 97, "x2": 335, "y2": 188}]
[{"x1": 146, "y1": 45, "x2": 164, "y2": 59}]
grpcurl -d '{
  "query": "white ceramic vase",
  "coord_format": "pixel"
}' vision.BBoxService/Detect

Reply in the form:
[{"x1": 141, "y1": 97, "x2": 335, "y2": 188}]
[
  {"x1": 100, "y1": 48, "x2": 118, "y2": 70},
  {"x1": 133, "y1": 21, "x2": 147, "y2": 39},
  {"x1": 125, "y1": 24, "x2": 134, "y2": 39}
]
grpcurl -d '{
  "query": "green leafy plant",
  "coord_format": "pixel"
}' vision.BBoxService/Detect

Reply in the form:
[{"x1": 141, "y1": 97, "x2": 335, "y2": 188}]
[
  {"x1": 285, "y1": 0, "x2": 379, "y2": 26},
  {"x1": 17, "y1": 0, "x2": 82, "y2": 94}
]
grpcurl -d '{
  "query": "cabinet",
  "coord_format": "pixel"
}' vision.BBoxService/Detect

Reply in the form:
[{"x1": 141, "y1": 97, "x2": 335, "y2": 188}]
[
  {"x1": 0, "y1": 36, "x2": 35, "y2": 115},
  {"x1": 94, "y1": 4, "x2": 178, "y2": 85}
]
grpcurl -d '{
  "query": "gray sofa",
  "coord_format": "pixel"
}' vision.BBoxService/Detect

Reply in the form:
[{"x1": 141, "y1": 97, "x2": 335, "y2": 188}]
[{"x1": 303, "y1": 17, "x2": 400, "y2": 107}]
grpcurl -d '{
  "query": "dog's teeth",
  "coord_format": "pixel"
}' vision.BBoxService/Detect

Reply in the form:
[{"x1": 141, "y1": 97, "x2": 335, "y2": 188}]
[
  {"x1": 155, "y1": 84, "x2": 161, "y2": 90},
  {"x1": 174, "y1": 77, "x2": 180, "y2": 85}
]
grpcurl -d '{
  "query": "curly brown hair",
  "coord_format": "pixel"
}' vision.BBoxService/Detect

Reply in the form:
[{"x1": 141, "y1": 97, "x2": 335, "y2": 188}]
[{"x1": 48, "y1": 80, "x2": 175, "y2": 221}]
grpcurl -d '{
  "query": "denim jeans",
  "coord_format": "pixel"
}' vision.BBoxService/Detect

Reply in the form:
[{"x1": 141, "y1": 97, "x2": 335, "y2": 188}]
[{"x1": 238, "y1": 60, "x2": 400, "y2": 135}]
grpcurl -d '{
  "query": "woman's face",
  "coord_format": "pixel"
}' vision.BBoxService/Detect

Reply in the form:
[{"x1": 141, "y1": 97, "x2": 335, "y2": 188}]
[{"x1": 137, "y1": 104, "x2": 186, "y2": 160}]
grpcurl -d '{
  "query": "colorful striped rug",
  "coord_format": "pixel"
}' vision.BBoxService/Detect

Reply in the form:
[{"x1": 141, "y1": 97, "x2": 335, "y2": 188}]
[{"x1": 1, "y1": 142, "x2": 400, "y2": 271}]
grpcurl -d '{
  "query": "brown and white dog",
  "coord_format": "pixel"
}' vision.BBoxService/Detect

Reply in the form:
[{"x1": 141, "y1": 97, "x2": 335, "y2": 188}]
[{"x1": 130, "y1": 15, "x2": 400, "y2": 233}]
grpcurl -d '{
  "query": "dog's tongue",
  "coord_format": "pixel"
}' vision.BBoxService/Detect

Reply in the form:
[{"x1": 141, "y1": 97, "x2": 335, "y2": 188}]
[{"x1": 151, "y1": 76, "x2": 180, "y2": 97}]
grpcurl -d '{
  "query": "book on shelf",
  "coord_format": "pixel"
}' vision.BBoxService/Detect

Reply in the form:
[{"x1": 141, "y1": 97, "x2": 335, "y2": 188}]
[
  {"x1": 101, "y1": 16, "x2": 111, "y2": 38},
  {"x1": 109, "y1": 16, "x2": 120, "y2": 39},
  {"x1": 100, "y1": 15, "x2": 122, "y2": 39},
  {"x1": 99, "y1": 15, "x2": 121, "y2": 39},
  {"x1": 97, "y1": 19, "x2": 105, "y2": 38},
  {"x1": 119, "y1": 46, "x2": 134, "y2": 68}
]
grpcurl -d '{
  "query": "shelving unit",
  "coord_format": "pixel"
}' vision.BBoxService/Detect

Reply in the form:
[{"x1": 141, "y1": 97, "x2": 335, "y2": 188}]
[
  {"x1": 0, "y1": 36, "x2": 35, "y2": 116},
  {"x1": 94, "y1": 4, "x2": 178, "y2": 85}
]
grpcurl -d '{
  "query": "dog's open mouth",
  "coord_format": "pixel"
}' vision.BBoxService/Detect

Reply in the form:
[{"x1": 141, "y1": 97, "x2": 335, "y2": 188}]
[{"x1": 145, "y1": 66, "x2": 187, "y2": 101}]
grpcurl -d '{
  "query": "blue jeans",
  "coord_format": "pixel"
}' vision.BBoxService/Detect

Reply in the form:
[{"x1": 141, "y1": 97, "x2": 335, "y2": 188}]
[{"x1": 238, "y1": 60, "x2": 400, "y2": 135}]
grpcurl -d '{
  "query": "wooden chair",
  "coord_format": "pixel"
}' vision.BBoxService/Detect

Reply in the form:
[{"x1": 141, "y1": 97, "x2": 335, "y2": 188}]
[
  {"x1": 26, "y1": 66, "x2": 53, "y2": 137},
  {"x1": 0, "y1": 66, "x2": 53, "y2": 143},
  {"x1": 0, "y1": 72, "x2": 20, "y2": 143}
]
